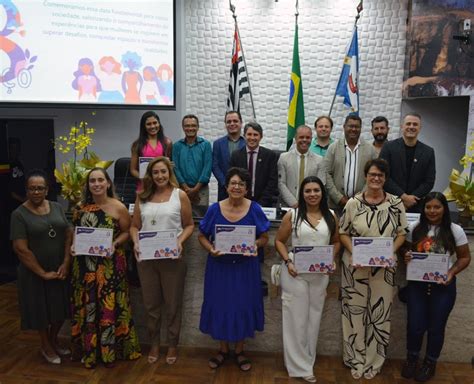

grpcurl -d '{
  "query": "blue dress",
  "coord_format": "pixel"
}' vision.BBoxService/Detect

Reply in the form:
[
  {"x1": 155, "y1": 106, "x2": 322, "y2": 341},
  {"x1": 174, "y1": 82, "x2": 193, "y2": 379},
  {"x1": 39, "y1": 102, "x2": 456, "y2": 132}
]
[{"x1": 199, "y1": 201, "x2": 270, "y2": 342}]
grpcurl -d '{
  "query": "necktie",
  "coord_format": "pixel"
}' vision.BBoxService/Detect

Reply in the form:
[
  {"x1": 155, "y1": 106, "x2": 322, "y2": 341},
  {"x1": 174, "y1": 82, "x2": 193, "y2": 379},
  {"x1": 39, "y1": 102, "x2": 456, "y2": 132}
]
[
  {"x1": 299, "y1": 154, "x2": 305, "y2": 186},
  {"x1": 248, "y1": 151, "x2": 255, "y2": 198}
]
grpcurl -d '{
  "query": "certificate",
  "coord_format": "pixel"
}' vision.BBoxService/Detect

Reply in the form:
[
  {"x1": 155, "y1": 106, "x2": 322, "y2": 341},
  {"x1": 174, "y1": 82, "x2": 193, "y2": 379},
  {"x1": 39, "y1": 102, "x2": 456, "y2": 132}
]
[
  {"x1": 138, "y1": 230, "x2": 179, "y2": 260},
  {"x1": 139, "y1": 157, "x2": 154, "y2": 178},
  {"x1": 406, "y1": 213, "x2": 421, "y2": 225},
  {"x1": 407, "y1": 252, "x2": 449, "y2": 283},
  {"x1": 215, "y1": 225, "x2": 256, "y2": 255},
  {"x1": 74, "y1": 227, "x2": 113, "y2": 257},
  {"x1": 352, "y1": 237, "x2": 394, "y2": 267},
  {"x1": 294, "y1": 245, "x2": 334, "y2": 274}
]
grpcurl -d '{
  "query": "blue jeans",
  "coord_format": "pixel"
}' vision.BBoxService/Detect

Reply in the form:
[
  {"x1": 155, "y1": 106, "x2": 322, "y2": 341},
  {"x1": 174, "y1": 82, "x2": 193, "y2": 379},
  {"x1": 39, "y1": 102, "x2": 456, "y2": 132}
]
[{"x1": 406, "y1": 279, "x2": 456, "y2": 360}]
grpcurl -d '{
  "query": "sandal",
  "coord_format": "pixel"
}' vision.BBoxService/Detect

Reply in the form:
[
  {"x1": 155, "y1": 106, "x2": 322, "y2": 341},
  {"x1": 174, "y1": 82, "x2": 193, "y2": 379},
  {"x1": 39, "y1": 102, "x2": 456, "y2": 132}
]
[
  {"x1": 166, "y1": 347, "x2": 178, "y2": 365},
  {"x1": 364, "y1": 370, "x2": 377, "y2": 380},
  {"x1": 208, "y1": 350, "x2": 229, "y2": 369},
  {"x1": 147, "y1": 345, "x2": 160, "y2": 364},
  {"x1": 235, "y1": 351, "x2": 252, "y2": 372},
  {"x1": 351, "y1": 369, "x2": 362, "y2": 380}
]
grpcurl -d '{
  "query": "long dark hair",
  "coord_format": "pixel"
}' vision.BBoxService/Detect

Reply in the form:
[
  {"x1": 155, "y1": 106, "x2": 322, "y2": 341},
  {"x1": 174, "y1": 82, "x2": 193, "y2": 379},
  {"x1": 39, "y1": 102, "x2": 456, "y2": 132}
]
[
  {"x1": 294, "y1": 176, "x2": 336, "y2": 237},
  {"x1": 412, "y1": 192, "x2": 455, "y2": 254},
  {"x1": 131, "y1": 111, "x2": 168, "y2": 156},
  {"x1": 82, "y1": 167, "x2": 116, "y2": 204}
]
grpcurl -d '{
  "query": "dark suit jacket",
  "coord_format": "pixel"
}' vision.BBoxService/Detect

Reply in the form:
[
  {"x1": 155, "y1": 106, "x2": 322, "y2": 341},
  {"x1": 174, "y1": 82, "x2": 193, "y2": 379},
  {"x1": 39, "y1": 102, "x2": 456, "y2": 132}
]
[
  {"x1": 379, "y1": 137, "x2": 435, "y2": 212},
  {"x1": 229, "y1": 146, "x2": 279, "y2": 207},
  {"x1": 212, "y1": 135, "x2": 246, "y2": 200}
]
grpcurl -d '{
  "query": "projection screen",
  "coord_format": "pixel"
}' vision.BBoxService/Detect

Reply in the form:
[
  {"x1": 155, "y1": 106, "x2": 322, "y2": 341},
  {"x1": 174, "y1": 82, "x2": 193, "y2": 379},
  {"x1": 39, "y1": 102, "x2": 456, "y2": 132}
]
[{"x1": 0, "y1": 0, "x2": 175, "y2": 107}]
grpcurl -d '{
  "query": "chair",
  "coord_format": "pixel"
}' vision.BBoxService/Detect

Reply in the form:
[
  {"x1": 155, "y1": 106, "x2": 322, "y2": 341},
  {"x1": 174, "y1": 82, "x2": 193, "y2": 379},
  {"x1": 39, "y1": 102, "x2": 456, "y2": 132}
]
[{"x1": 114, "y1": 157, "x2": 136, "y2": 206}]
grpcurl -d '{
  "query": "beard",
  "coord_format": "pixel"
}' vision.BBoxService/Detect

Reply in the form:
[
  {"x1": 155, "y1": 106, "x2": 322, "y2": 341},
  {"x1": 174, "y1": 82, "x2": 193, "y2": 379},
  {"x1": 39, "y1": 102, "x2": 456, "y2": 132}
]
[{"x1": 373, "y1": 134, "x2": 387, "y2": 143}]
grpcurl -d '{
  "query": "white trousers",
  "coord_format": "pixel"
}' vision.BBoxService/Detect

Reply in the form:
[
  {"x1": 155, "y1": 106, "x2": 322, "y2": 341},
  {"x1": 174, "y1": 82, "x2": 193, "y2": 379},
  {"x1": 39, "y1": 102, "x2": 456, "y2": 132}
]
[{"x1": 280, "y1": 266, "x2": 329, "y2": 378}]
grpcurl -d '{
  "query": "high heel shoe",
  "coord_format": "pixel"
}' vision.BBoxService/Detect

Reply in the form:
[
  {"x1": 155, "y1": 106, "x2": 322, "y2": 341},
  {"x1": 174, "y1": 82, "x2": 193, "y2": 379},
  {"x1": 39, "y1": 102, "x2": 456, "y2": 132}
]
[{"x1": 40, "y1": 349, "x2": 61, "y2": 365}]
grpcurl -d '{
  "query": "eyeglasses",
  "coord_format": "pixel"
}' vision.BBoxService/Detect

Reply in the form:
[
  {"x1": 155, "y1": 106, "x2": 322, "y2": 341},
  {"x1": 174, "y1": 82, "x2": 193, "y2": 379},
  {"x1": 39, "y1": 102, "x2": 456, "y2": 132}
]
[
  {"x1": 367, "y1": 172, "x2": 385, "y2": 179},
  {"x1": 27, "y1": 186, "x2": 47, "y2": 192},
  {"x1": 229, "y1": 181, "x2": 246, "y2": 188}
]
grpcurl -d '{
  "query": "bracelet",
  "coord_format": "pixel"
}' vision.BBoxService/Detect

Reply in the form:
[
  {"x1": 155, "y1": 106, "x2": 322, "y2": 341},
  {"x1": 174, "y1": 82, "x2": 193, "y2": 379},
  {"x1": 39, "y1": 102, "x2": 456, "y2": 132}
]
[{"x1": 284, "y1": 259, "x2": 293, "y2": 266}]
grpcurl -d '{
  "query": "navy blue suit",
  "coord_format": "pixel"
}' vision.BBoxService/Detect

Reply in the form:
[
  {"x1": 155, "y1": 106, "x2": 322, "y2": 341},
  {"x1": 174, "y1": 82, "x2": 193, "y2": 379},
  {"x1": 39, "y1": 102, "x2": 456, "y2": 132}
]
[
  {"x1": 229, "y1": 146, "x2": 279, "y2": 208},
  {"x1": 212, "y1": 135, "x2": 246, "y2": 201}
]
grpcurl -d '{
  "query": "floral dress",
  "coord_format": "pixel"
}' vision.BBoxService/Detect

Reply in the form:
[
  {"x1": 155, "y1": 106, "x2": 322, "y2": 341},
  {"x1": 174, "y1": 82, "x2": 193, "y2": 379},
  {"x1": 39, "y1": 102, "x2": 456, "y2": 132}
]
[{"x1": 71, "y1": 204, "x2": 141, "y2": 367}]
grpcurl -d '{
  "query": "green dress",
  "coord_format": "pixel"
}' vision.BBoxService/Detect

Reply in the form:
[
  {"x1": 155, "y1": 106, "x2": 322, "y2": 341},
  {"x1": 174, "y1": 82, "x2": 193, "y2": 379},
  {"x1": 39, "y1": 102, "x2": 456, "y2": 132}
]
[
  {"x1": 10, "y1": 201, "x2": 70, "y2": 330},
  {"x1": 71, "y1": 203, "x2": 141, "y2": 367}
]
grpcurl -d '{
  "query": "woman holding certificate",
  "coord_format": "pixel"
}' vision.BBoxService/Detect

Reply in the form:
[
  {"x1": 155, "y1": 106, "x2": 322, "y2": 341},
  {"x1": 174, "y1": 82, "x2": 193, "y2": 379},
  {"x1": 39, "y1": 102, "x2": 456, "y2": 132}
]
[
  {"x1": 130, "y1": 111, "x2": 173, "y2": 190},
  {"x1": 275, "y1": 176, "x2": 340, "y2": 383},
  {"x1": 339, "y1": 158, "x2": 408, "y2": 380},
  {"x1": 10, "y1": 169, "x2": 71, "y2": 365},
  {"x1": 401, "y1": 192, "x2": 470, "y2": 382},
  {"x1": 71, "y1": 167, "x2": 141, "y2": 368},
  {"x1": 198, "y1": 167, "x2": 270, "y2": 372},
  {"x1": 130, "y1": 157, "x2": 194, "y2": 365}
]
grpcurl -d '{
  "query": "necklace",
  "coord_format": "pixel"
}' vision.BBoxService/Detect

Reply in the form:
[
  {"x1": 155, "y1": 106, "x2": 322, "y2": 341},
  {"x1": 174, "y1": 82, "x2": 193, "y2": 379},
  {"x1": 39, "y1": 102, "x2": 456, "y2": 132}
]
[
  {"x1": 35, "y1": 208, "x2": 57, "y2": 238},
  {"x1": 362, "y1": 192, "x2": 386, "y2": 207},
  {"x1": 150, "y1": 205, "x2": 160, "y2": 226}
]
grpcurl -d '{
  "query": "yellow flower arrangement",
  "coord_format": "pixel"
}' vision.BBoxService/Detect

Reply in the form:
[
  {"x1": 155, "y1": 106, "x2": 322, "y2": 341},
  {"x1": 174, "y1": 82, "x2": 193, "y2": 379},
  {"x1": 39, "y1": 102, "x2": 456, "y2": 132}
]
[
  {"x1": 444, "y1": 138, "x2": 474, "y2": 217},
  {"x1": 54, "y1": 119, "x2": 113, "y2": 205}
]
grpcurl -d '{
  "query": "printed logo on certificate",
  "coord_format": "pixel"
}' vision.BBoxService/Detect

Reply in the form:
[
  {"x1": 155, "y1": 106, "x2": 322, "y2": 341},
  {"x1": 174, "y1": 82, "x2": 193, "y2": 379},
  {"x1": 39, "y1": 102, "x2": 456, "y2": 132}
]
[
  {"x1": 139, "y1": 157, "x2": 154, "y2": 178},
  {"x1": 74, "y1": 227, "x2": 113, "y2": 257},
  {"x1": 138, "y1": 230, "x2": 179, "y2": 260},
  {"x1": 215, "y1": 225, "x2": 256, "y2": 255},
  {"x1": 352, "y1": 237, "x2": 394, "y2": 267},
  {"x1": 294, "y1": 245, "x2": 334, "y2": 273},
  {"x1": 407, "y1": 252, "x2": 449, "y2": 283}
]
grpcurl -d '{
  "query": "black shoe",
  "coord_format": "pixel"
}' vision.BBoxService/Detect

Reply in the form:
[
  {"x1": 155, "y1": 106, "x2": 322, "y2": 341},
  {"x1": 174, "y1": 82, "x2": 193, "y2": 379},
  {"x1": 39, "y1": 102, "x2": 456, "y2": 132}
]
[
  {"x1": 401, "y1": 354, "x2": 418, "y2": 379},
  {"x1": 415, "y1": 358, "x2": 436, "y2": 382}
]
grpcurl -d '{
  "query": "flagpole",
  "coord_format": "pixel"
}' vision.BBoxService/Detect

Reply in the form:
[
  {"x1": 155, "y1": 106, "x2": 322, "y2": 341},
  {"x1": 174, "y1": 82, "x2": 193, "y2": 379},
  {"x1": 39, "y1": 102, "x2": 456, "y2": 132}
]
[
  {"x1": 328, "y1": 1, "x2": 363, "y2": 117},
  {"x1": 229, "y1": 1, "x2": 256, "y2": 119}
]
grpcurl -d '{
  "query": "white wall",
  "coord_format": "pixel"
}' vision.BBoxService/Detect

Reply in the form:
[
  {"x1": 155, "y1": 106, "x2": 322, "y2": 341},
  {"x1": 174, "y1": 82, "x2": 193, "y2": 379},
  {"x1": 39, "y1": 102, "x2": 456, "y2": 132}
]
[
  {"x1": 401, "y1": 97, "x2": 470, "y2": 193},
  {"x1": 185, "y1": 0, "x2": 408, "y2": 146}
]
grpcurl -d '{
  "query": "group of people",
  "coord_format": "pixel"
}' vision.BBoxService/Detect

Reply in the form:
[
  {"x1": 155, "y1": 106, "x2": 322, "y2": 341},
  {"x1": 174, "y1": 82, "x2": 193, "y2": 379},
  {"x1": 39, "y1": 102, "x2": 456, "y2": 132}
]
[{"x1": 9, "y1": 109, "x2": 470, "y2": 383}]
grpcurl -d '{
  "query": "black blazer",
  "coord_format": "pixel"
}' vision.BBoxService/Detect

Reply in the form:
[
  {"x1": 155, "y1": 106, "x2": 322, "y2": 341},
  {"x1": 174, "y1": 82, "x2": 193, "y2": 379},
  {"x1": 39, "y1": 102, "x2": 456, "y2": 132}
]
[
  {"x1": 379, "y1": 137, "x2": 435, "y2": 212},
  {"x1": 229, "y1": 146, "x2": 279, "y2": 207}
]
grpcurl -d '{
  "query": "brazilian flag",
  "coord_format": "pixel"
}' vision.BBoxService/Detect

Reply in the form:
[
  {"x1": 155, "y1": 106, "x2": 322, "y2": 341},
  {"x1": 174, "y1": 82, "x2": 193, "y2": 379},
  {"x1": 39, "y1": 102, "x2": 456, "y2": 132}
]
[{"x1": 287, "y1": 22, "x2": 305, "y2": 151}]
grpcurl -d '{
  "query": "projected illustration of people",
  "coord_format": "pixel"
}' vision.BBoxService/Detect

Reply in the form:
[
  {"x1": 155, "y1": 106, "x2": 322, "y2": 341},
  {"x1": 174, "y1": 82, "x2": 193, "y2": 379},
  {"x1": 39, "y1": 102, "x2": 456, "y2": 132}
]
[
  {"x1": 121, "y1": 51, "x2": 143, "y2": 104},
  {"x1": 97, "y1": 56, "x2": 124, "y2": 103},
  {"x1": 71, "y1": 58, "x2": 101, "y2": 101},
  {"x1": 140, "y1": 66, "x2": 162, "y2": 105},
  {"x1": 0, "y1": 0, "x2": 37, "y2": 92},
  {"x1": 157, "y1": 64, "x2": 174, "y2": 105}
]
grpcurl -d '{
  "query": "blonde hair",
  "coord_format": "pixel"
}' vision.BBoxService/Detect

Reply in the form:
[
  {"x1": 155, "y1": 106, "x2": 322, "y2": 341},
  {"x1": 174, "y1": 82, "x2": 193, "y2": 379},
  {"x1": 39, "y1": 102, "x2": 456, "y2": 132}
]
[{"x1": 139, "y1": 156, "x2": 178, "y2": 202}]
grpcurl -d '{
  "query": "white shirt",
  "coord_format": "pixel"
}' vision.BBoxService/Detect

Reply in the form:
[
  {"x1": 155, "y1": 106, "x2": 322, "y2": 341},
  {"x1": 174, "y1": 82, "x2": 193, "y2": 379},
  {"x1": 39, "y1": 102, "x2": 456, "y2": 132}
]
[
  {"x1": 344, "y1": 140, "x2": 360, "y2": 198},
  {"x1": 140, "y1": 188, "x2": 183, "y2": 236},
  {"x1": 406, "y1": 221, "x2": 468, "y2": 268}
]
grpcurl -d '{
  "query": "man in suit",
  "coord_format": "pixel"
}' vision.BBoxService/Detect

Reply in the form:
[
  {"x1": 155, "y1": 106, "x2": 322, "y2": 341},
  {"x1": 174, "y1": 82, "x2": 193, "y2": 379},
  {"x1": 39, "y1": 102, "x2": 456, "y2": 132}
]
[
  {"x1": 324, "y1": 115, "x2": 378, "y2": 212},
  {"x1": 278, "y1": 125, "x2": 325, "y2": 207},
  {"x1": 379, "y1": 112, "x2": 435, "y2": 213},
  {"x1": 212, "y1": 111, "x2": 246, "y2": 201},
  {"x1": 229, "y1": 121, "x2": 279, "y2": 207}
]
